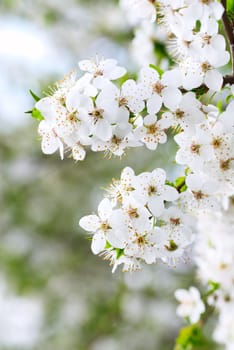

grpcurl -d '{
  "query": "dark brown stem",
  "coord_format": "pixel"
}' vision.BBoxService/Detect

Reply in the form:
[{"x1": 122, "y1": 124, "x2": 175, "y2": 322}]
[
  {"x1": 221, "y1": 0, "x2": 234, "y2": 82},
  {"x1": 223, "y1": 75, "x2": 234, "y2": 85}
]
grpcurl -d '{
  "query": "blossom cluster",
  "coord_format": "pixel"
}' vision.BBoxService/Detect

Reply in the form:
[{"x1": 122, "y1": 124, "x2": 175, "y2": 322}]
[
  {"x1": 175, "y1": 98, "x2": 234, "y2": 213},
  {"x1": 36, "y1": 57, "x2": 182, "y2": 161},
  {"x1": 121, "y1": 0, "x2": 229, "y2": 91},
  {"x1": 79, "y1": 166, "x2": 195, "y2": 272},
  {"x1": 30, "y1": 0, "x2": 234, "y2": 348},
  {"x1": 195, "y1": 202, "x2": 234, "y2": 350}
]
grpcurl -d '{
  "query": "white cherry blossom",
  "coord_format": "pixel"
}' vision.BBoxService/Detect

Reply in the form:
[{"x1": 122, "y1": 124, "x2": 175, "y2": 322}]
[
  {"x1": 134, "y1": 114, "x2": 169, "y2": 150},
  {"x1": 120, "y1": 0, "x2": 157, "y2": 23},
  {"x1": 139, "y1": 67, "x2": 182, "y2": 113},
  {"x1": 36, "y1": 98, "x2": 64, "y2": 159},
  {"x1": 175, "y1": 287, "x2": 205, "y2": 323},
  {"x1": 78, "y1": 57, "x2": 126, "y2": 88},
  {"x1": 132, "y1": 168, "x2": 179, "y2": 216}
]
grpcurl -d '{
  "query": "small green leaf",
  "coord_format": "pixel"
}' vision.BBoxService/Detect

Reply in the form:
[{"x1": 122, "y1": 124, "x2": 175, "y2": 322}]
[
  {"x1": 227, "y1": 0, "x2": 234, "y2": 12},
  {"x1": 174, "y1": 324, "x2": 205, "y2": 350},
  {"x1": 149, "y1": 64, "x2": 164, "y2": 77},
  {"x1": 31, "y1": 108, "x2": 44, "y2": 121},
  {"x1": 29, "y1": 89, "x2": 41, "y2": 102}
]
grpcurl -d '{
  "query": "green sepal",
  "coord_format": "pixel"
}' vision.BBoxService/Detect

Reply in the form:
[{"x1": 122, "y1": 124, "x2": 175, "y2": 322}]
[
  {"x1": 31, "y1": 108, "x2": 44, "y2": 121},
  {"x1": 192, "y1": 85, "x2": 209, "y2": 98},
  {"x1": 166, "y1": 176, "x2": 188, "y2": 193},
  {"x1": 165, "y1": 180, "x2": 175, "y2": 188},
  {"x1": 175, "y1": 176, "x2": 188, "y2": 193},
  {"x1": 205, "y1": 281, "x2": 220, "y2": 297},
  {"x1": 226, "y1": 93, "x2": 234, "y2": 104},
  {"x1": 194, "y1": 20, "x2": 201, "y2": 32},
  {"x1": 216, "y1": 100, "x2": 223, "y2": 113},
  {"x1": 185, "y1": 167, "x2": 191, "y2": 176},
  {"x1": 115, "y1": 248, "x2": 124, "y2": 259},
  {"x1": 29, "y1": 89, "x2": 41, "y2": 102},
  {"x1": 175, "y1": 176, "x2": 186, "y2": 188},
  {"x1": 105, "y1": 241, "x2": 112, "y2": 249}
]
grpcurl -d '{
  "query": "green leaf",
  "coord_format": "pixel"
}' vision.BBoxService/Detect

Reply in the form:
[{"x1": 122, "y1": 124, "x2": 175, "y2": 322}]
[
  {"x1": 174, "y1": 324, "x2": 205, "y2": 350},
  {"x1": 227, "y1": 0, "x2": 234, "y2": 12},
  {"x1": 149, "y1": 64, "x2": 164, "y2": 77},
  {"x1": 31, "y1": 108, "x2": 44, "y2": 121},
  {"x1": 227, "y1": 0, "x2": 234, "y2": 20},
  {"x1": 29, "y1": 89, "x2": 41, "y2": 102}
]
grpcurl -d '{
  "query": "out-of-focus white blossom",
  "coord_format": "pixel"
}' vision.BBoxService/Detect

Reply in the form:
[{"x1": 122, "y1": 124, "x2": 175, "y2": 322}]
[{"x1": 175, "y1": 286, "x2": 205, "y2": 323}]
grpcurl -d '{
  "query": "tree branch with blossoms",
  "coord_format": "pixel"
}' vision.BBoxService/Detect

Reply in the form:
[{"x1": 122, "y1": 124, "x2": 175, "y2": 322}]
[
  {"x1": 28, "y1": 0, "x2": 234, "y2": 349},
  {"x1": 222, "y1": 0, "x2": 234, "y2": 84}
]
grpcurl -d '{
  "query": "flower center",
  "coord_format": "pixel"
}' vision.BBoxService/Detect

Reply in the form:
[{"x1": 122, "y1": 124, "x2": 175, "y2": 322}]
[
  {"x1": 118, "y1": 96, "x2": 128, "y2": 107},
  {"x1": 153, "y1": 81, "x2": 164, "y2": 94},
  {"x1": 148, "y1": 185, "x2": 157, "y2": 196},
  {"x1": 220, "y1": 159, "x2": 231, "y2": 171},
  {"x1": 147, "y1": 123, "x2": 158, "y2": 135},
  {"x1": 192, "y1": 190, "x2": 207, "y2": 200},
  {"x1": 133, "y1": 234, "x2": 147, "y2": 247},
  {"x1": 94, "y1": 69, "x2": 103, "y2": 78},
  {"x1": 175, "y1": 109, "x2": 185, "y2": 119},
  {"x1": 111, "y1": 135, "x2": 122, "y2": 145},
  {"x1": 89, "y1": 108, "x2": 104, "y2": 123},
  {"x1": 202, "y1": 34, "x2": 211, "y2": 44},
  {"x1": 100, "y1": 222, "x2": 111, "y2": 231},
  {"x1": 212, "y1": 137, "x2": 222, "y2": 149},
  {"x1": 165, "y1": 240, "x2": 178, "y2": 251},
  {"x1": 190, "y1": 143, "x2": 201, "y2": 154},
  {"x1": 201, "y1": 61, "x2": 212, "y2": 72},
  {"x1": 127, "y1": 207, "x2": 139, "y2": 219},
  {"x1": 67, "y1": 112, "x2": 77, "y2": 123},
  {"x1": 170, "y1": 217, "x2": 181, "y2": 225}
]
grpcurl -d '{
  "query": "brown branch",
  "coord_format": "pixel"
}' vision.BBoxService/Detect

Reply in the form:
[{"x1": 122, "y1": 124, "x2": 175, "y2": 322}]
[{"x1": 221, "y1": 0, "x2": 234, "y2": 78}]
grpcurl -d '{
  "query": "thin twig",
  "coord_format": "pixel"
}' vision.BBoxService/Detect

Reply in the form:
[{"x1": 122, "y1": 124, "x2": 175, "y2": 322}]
[{"x1": 221, "y1": 0, "x2": 234, "y2": 78}]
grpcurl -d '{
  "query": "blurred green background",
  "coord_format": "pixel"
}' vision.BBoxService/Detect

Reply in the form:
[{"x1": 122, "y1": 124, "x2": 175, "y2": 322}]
[{"x1": 0, "y1": 1, "x2": 211, "y2": 349}]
